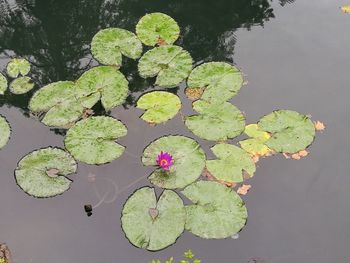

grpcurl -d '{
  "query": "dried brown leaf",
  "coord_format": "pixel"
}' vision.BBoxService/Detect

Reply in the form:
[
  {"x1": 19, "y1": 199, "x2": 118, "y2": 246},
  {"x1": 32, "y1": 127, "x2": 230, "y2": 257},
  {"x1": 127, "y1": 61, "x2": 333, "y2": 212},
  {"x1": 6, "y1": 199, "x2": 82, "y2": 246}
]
[{"x1": 237, "y1": 184, "x2": 251, "y2": 195}]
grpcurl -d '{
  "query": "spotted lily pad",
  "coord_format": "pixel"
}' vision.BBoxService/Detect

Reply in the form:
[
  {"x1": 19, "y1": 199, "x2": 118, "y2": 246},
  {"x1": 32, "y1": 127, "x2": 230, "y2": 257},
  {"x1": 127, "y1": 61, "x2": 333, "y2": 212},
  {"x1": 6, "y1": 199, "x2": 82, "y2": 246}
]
[
  {"x1": 0, "y1": 116, "x2": 11, "y2": 149},
  {"x1": 91, "y1": 28, "x2": 142, "y2": 66},
  {"x1": 186, "y1": 62, "x2": 243, "y2": 102},
  {"x1": 182, "y1": 181, "x2": 248, "y2": 239},
  {"x1": 138, "y1": 45, "x2": 193, "y2": 88},
  {"x1": 6, "y1": 58, "x2": 31, "y2": 78},
  {"x1": 206, "y1": 143, "x2": 256, "y2": 183},
  {"x1": 121, "y1": 187, "x2": 186, "y2": 251},
  {"x1": 136, "y1": 13, "x2": 180, "y2": 46},
  {"x1": 64, "y1": 116, "x2": 127, "y2": 165},
  {"x1": 9, "y1": 76, "x2": 35, "y2": 94},
  {"x1": 15, "y1": 147, "x2": 77, "y2": 198},
  {"x1": 258, "y1": 110, "x2": 316, "y2": 153},
  {"x1": 75, "y1": 66, "x2": 129, "y2": 110},
  {"x1": 185, "y1": 100, "x2": 245, "y2": 141},
  {"x1": 137, "y1": 91, "x2": 181, "y2": 124},
  {"x1": 239, "y1": 124, "x2": 272, "y2": 156},
  {"x1": 142, "y1": 135, "x2": 206, "y2": 189},
  {"x1": 0, "y1": 73, "x2": 7, "y2": 95}
]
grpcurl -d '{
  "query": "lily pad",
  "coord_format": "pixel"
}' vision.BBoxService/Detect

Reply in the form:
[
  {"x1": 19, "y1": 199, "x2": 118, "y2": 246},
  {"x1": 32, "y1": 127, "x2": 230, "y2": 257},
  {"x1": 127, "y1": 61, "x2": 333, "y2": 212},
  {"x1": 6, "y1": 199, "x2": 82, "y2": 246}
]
[
  {"x1": 15, "y1": 147, "x2": 77, "y2": 198},
  {"x1": 136, "y1": 13, "x2": 180, "y2": 46},
  {"x1": 9, "y1": 76, "x2": 35, "y2": 94},
  {"x1": 138, "y1": 45, "x2": 193, "y2": 88},
  {"x1": 75, "y1": 66, "x2": 129, "y2": 110},
  {"x1": 121, "y1": 187, "x2": 186, "y2": 251},
  {"x1": 142, "y1": 135, "x2": 206, "y2": 189},
  {"x1": 186, "y1": 62, "x2": 243, "y2": 102},
  {"x1": 182, "y1": 181, "x2": 248, "y2": 239},
  {"x1": 185, "y1": 100, "x2": 245, "y2": 141},
  {"x1": 91, "y1": 28, "x2": 143, "y2": 66},
  {"x1": 239, "y1": 124, "x2": 272, "y2": 156},
  {"x1": 0, "y1": 116, "x2": 11, "y2": 149},
  {"x1": 0, "y1": 73, "x2": 7, "y2": 95},
  {"x1": 64, "y1": 116, "x2": 127, "y2": 165},
  {"x1": 258, "y1": 110, "x2": 316, "y2": 153},
  {"x1": 6, "y1": 58, "x2": 31, "y2": 78},
  {"x1": 136, "y1": 91, "x2": 181, "y2": 124},
  {"x1": 206, "y1": 143, "x2": 256, "y2": 183}
]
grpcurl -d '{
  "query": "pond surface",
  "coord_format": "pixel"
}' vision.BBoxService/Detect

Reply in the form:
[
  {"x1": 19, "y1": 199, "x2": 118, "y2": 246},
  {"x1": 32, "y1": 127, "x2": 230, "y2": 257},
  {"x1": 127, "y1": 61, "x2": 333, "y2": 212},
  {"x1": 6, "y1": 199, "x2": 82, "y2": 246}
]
[{"x1": 0, "y1": 0, "x2": 350, "y2": 262}]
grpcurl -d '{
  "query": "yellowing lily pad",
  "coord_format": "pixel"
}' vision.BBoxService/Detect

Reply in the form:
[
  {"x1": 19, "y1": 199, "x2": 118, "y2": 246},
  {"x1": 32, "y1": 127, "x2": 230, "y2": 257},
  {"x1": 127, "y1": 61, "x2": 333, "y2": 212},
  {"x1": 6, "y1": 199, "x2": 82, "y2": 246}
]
[
  {"x1": 136, "y1": 13, "x2": 180, "y2": 46},
  {"x1": 239, "y1": 124, "x2": 273, "y2": 157},
  {"x1": 136, "y1": 91, "x2": 181, "y2": 124},
  {"x1": 0, "y1": 116, "x2": 11, "y2": 149},
  {"x1": 91, "y1": 28, "x2": 142, "y2": 66},
  {"x1": 121, "y1": 187, "x2": 186, "y2": 251},
  {"x1": 15, "y1": 147, "x2": 77, "y2": 198},
  {"x1": 9, "y1": 76, "x2": 35, "y2": 94},
  {"x1": 0, "y1": 73, "x2": 7, "y2": 95},
  {"x1": 6, "y1": 58, "x2": 31, "y2": 78}
]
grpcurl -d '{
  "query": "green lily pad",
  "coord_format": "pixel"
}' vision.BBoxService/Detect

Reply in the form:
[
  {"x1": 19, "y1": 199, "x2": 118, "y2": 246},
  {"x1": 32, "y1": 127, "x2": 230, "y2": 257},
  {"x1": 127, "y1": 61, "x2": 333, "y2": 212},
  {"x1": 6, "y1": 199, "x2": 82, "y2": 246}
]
[
  {"x1": 64, "y1": 116, "x2": 127, "y2": 165},
  {"x1": 136, "y1": 13, "x2": 180, "y2": 46},
  {"x1": 136, "y1": 91, "x2": 181, "y2": 124},
  {"x1": 121, "y1": 187, "x2": 186, "y2": 251},
  {"x1": 142, "y1": 135, "x2": 206, "y2": 189},
  {"x1": 185, "y1": 100, "x2": 245, "y2": 141},
  {"x1": 258, "y1": 110, "x2": 316, "y2": 153},
  {"x1": 138, "y1": 45, "x2": 193, "y2": 88},
  {"x1": 186, "y1": 62, "x2": 243, "y2": 102},
  {"x1": 0, "y1": 116, "x2": 11, "y2": 149},
  {"x1": 75, "y1": 66, "x2": 129, "y2": 110},
  {"x1": 182, "y1": 181, "x2": 248, "y2": 239},
  {"x1": 0, "y1": 73, "x2": 7, "y2": 95},
  {"x1": 239, "y1": 124, "x2": 272, "y2": 156},
  {"x1": 9, "y1": 76, "x2": 35, "y2": 94},
  {"x1": 206, "y1": 143, "x2": 256, "y2": 183},
  {"x1": 91, "y1": 28, "x2": 142, "y2": 66},
  {"x1": 15, "y1": 147, "x2": 77, "y2": 198},
  {"x1": 6, "y1": 58, "x2": 31, "y2": 78}
]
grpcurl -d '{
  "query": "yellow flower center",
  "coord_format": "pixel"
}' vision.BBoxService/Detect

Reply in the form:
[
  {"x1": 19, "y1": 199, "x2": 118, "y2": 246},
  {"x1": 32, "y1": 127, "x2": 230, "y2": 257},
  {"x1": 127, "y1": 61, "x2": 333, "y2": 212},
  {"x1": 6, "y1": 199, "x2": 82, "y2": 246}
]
[{"x1": 160, "y1": 159, "x2": 168, "y2": 166}]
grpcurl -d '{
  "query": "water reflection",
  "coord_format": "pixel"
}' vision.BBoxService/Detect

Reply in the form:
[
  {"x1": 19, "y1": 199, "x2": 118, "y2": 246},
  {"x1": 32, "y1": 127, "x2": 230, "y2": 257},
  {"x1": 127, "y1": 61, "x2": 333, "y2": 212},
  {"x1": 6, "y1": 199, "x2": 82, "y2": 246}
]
[{"x1": 0, "y1": 0, "x2": 295, "y2": 114}]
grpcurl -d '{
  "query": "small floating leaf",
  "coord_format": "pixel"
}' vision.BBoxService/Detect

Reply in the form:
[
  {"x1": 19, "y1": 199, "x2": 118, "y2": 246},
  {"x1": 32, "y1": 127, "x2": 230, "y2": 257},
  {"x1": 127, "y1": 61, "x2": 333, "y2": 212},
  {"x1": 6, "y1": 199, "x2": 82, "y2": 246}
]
[
  {"x1": 138, "y1": 45, "x2": 193, "y2": 88},
  {"x1": 6, "y1": 58, "x2": 30, "y2": 78},
  {"x1": 137, "y1": 91, "x2": 181, "y2": 124},
  {"x1": 258, "y1": 110, "x2": 316, "y2": 154},
  {"x1": 186, "y1": 62, "x2": 243, "y2": 102},
  {"x1": 121, "y1": 187, "x2": 186, "y2": 251},
  {"x1": 0, "y1": 116, "x2": 10, "y2": 149},
  {"x1": 91, "y1": 28, "x2": 142, "y2": 66},
  {"x1": 64, "y1": 116, "x2": 127, "y2": 165},
  {"x1": 206, "y1": 143, "x2": 256, "y2": 183},
  {"x1": 142, "y1": 135, "x2": 206, "y2": 189},
  {"x1": 136, "y1": 13, "x2": 180, "y2": 46},
  {"x1": 185, "y1": 100, "x2": 245, "y2": 141},
  {"x1": 0, "y1": 73, "x2": 7, "y2": 95},
  {"x1": 314, "y1": 120, "x2": 325, "y2": 131},
  {"x1": 9, "y1": 76, "x2": 34, "y2": 94},
  {"x1": 237, "y1": 184, "x2": 252, "y2": 195},
  {"x1": 15, "y1": 147, "x2": 77, "y2": 198},
  {"x1": 182, "y1": 181, "x2": 247, "y2": 239},
  {"x1": 75, "y1": 66, "x2": 128, "y2": 110}
]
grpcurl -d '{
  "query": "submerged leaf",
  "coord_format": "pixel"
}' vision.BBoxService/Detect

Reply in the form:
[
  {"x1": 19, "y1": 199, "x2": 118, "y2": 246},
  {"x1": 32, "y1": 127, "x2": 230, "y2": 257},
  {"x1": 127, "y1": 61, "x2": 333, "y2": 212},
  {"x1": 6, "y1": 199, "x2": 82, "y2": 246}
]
[
  {"x1": 138, "y1": 45, "x2": 193, "y2": 88},
  {"x1": 9, "y1": 76, "x2": 34, "y2": 94},
  {"x1": 6, "y1": 58, "x2": 30, "y2": 78},
  {"x1": 0, "y1": 73, "x2": 7, "y2": 95},
  {"x1": 182, "y1": 181, "x2": 247, "y2": 239},
  {"x1": 186, "y1": 62, "x2": 243, "y2": 102},
  {"x1": 75, "y1": 66, "x2": 128, "y2": 110},
  {"x1": 121, "y1": 187, "x2": 186, "y2": 251},
  {"x1": 137, "y1": 91, "x2": 181, "y2": 124},
  {"x1": 258, "y1": 110, "x2": 316, "y2": 154},
  {"x1": 136, "y1": 13, "x2": 180, "y2": 46},
  {"x1": 206, "y1": 143, "x2": 256, "y2": 183},
  {"x1": 0, "y1": 116, "x2": 11, "y2": 149},
  {"x1": 15, "y1": 147, "x2": 77, "y2": 198},
  {"x1": 91, "y1": 28, "x2": 142, "y2": 66},
  {"x1": 142, "y1": 135, "x2": 206, "y2": 189},
  {"x1": 185, "y1": 100, "x2": 245, "y2": 141},
  {"x1": 64, "y1": 116, "x2": 127, "y2": 165}
]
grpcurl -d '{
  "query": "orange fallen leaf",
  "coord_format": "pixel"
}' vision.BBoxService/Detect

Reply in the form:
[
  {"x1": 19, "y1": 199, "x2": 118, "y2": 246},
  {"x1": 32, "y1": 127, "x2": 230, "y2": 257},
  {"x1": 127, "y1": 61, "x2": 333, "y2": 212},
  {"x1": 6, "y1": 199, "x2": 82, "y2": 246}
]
[
  {"x1": 314, "y1": 121, "x2": 325, "y2": 131},
  {"x1": 237, "y1": 184, "x2": 251, "y2": 195},
  {"x1": 252, "y1": 155, "x2": 260, "y2": 163},
  {"x1": 298, "y1": 150, "x2": 309, "y2": 157},
  {"x1": 283, "y1": 153, "x2": 290, "y2": 159},
  {"x1": 291, "y1": 153, "x2": 301, "y2": 160}
]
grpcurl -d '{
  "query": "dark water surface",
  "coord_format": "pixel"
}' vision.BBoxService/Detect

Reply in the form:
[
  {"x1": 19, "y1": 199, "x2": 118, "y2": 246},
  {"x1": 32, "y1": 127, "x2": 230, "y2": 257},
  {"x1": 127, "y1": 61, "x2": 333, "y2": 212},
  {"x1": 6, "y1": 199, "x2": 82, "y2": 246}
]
[{"x1": 0, "y1": 0, "x2": 350, "y2": 262}]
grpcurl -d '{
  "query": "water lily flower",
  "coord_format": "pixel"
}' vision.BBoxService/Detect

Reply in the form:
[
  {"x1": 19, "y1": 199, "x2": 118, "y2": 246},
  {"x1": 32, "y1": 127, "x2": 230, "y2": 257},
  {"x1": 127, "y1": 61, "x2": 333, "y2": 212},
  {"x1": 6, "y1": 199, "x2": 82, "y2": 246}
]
[{"x1": 156, "y1": 151, "x2": 173, "y2": 171}]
